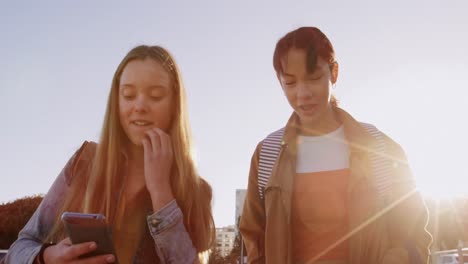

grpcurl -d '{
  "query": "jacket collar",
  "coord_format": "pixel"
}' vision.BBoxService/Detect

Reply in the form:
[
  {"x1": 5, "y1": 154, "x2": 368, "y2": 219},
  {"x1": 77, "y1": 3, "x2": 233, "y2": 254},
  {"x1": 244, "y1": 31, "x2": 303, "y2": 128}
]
[{"x1": 282, "y1": 107, "x2": 377, "y2": 155}]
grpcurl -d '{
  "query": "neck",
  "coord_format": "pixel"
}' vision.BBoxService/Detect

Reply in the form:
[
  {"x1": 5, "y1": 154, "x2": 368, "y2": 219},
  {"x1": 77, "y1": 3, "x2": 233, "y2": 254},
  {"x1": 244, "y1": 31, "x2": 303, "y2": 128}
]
[
  {"x1": 126, "y1": 144, "x2": 144, "y2": 165},
  {"x1": 125, "y1": 144, "x2": 146, "y2": 192},
  {"x1": 299, "y1": 107, "x2": 341, "y2": 136}
]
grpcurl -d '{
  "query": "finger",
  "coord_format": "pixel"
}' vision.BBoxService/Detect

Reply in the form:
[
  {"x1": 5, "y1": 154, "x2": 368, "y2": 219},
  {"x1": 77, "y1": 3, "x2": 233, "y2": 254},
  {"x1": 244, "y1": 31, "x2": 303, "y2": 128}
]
[
  {"x1": 154, "y1": 128, "x2": 172, "y2": 156},
  {"x1": 146, "y1": 129, "x2": 161, "y2": 154},
  {"x1": 61, "y1": 237, "x2": 72, "y2": 246},
  {"x1": 142, "y1": 135, "x2": 152, "y2": 159},
  {"x1": 77, "y1": 254, "x2": 116, "y2": 264},
  {"x1": 64, "y1": 241, "x2": 97, "y2": 260}
]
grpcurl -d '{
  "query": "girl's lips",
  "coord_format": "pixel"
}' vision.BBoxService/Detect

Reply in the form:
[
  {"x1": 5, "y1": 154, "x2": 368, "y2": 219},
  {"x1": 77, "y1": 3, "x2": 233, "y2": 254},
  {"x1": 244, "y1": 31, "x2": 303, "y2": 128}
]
[
  {"x1": 299, "y1": 104, "x2": 318, "y2": 113},
  {"x1": 131, "y1": 121, "x2": 154, "y2": 127},
  {"x1": 130, "y1": 122, "x2": 154, "y2": 131}
]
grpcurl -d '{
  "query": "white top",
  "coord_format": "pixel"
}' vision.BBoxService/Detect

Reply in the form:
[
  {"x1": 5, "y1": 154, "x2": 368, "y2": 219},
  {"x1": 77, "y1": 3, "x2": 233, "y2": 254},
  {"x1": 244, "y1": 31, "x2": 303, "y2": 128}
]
[{"x1": 296, "y1": 125, "x2": 350, "y2": 173}]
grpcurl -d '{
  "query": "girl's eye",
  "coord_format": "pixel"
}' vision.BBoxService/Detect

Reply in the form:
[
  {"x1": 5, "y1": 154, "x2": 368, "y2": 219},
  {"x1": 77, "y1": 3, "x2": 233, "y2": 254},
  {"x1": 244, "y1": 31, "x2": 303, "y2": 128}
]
[
  {"x1": 150, "y1": 92, "x2": 165, "y2": 100},
  {"x1": 121, "y1": 89, "x2": 136, "y2": 99},
  {"x1": 310, "y1": 75, "x2": 323, "y2": 81}
]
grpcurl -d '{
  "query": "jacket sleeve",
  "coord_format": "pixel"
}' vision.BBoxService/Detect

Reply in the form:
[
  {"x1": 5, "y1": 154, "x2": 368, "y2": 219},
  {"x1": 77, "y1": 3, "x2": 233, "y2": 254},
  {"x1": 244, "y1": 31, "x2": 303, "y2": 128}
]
[
  {"x1": 383, "y1": 135, "x2": 432, "y2": 264},
  {"x1": 4, "y1": 142, "x2": 90, "y2": 264},
  {"x1": 147, "y1": 200, "x2": 198, "y2": 264},
  {"x1": 240, "y1": 143, "x2": 266, "y2": 264}
]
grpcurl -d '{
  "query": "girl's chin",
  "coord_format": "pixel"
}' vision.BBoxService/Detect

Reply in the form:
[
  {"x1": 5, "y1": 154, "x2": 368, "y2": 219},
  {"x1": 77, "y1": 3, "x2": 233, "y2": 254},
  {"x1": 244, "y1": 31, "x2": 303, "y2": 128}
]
[{"x1": 127, "y1": 137, "x2": 144, "y2": 147}]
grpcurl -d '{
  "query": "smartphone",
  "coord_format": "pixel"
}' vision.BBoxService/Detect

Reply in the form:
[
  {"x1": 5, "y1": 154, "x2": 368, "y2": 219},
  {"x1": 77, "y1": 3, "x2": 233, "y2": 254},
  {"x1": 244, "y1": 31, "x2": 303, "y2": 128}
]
[{"x1": 61, "y1": 212, "x2": 118, "y2": 263}]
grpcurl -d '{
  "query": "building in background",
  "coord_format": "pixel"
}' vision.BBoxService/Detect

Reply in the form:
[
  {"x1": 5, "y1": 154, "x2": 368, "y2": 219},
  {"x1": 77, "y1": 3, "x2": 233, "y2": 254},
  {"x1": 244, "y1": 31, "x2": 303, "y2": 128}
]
[
  {"x1": 235, "y1": 189, "x2": 247, "y2": 227},
  {"x1": 215, "y1": 225, "x2": 236, "y2": 257},
  {"x1": 235, "y1": 189, "x2": 248, "y2": 263}
]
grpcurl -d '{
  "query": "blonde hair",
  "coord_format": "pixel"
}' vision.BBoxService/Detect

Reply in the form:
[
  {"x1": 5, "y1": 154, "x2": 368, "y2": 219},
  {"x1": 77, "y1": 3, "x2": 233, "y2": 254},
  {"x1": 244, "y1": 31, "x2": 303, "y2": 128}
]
[{"x1": 46, "y1": 45, "x2": 215, "y2": 256}]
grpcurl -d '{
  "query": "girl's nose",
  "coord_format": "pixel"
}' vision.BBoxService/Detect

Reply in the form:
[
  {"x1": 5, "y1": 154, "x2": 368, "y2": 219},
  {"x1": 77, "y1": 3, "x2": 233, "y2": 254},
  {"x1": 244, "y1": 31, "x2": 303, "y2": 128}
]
[
  {"x1": 297, "y1": 83, "x2": 313, "y2": 100},
  {"x1": 134, "y1": 96, "x2": 149, "y2": 112}
]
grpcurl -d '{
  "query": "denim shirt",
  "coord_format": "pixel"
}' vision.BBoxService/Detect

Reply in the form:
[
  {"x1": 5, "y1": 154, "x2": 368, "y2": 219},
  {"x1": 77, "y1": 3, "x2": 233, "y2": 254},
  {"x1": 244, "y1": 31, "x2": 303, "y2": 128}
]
[{"x1": 4, "y1": 142, "x2": 197, "y2": 264}]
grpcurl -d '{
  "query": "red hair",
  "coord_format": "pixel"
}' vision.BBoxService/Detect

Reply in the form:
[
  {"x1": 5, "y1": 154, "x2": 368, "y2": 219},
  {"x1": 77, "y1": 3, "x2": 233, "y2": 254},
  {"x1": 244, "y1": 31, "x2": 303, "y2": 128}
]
[{"x1": 273, "y1": 27, "x2": 336, "y2": 74}]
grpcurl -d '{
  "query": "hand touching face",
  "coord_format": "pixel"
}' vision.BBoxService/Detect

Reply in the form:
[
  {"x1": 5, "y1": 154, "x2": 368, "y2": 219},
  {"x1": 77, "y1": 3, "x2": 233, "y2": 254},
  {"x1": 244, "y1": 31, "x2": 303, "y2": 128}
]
[{"x1": 142, "y1": 127, "x2": 175, "y2": 211}]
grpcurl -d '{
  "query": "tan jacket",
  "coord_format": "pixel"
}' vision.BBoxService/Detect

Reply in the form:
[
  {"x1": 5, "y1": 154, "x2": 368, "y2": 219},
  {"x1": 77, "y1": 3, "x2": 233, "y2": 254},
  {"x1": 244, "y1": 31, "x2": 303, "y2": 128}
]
[{"x1": 240, "y1": 108, "x2": 432, "y2": 264}]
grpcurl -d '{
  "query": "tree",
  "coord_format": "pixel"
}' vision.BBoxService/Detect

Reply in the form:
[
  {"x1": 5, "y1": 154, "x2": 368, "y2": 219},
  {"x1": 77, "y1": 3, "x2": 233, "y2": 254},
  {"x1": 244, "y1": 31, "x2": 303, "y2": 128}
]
[
  {"x1": 0, "y1": 195, "x2": 43, "y2": 249},
  {"x1": 207, "y1": 247, "x2": 226, "y2": 264},
  {"x1": 223, "y1": 216, "x2": 246, "y2": 264},
  {"x1": 224, "y1": 233, "x2": 242, "y2": 263}
]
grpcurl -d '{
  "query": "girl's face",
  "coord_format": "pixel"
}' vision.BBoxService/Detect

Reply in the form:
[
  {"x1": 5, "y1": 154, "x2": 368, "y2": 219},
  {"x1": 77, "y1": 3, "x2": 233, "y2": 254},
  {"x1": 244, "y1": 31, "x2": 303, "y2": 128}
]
[
  {"x1": 278, "y1": 48, "x2": 337, "y2": 130},
  {"x1": 118, "y1": 58, "x2": 175, "y2": 146}
]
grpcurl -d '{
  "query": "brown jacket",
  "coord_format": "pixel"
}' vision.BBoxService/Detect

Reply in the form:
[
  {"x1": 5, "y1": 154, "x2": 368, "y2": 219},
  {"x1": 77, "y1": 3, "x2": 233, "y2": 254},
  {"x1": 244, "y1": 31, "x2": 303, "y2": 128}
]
[{"x1": 240, "y1": 108, "x2": 432, "y2": 264}]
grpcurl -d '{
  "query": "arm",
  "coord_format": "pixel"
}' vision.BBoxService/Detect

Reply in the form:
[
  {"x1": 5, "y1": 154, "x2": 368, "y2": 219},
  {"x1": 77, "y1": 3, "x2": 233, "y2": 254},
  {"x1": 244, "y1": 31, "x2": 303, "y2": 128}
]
[
  {"x1": 383, "y1": 136, "x2": 432, "y2": 263},
  {"x1": 240, "y1": 143, "x2": 266, "y2": 264},
  {"x1": 4, "y1": 143, "x2": 88, "y2": 264},
  {"x1": 142, "y1": 128, "x2": 201, "y2": 264},
  {"x1": 147, "y1": 200, "x2": 198, "y2": 264}
]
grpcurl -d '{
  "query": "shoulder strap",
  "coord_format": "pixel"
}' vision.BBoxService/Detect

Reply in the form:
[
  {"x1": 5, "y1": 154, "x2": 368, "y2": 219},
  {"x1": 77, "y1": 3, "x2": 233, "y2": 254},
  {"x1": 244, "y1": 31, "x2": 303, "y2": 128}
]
[
  {"x1": 258, "y1": 127, "x2": 285, "y2": 199},
  {"x1": 257, "y1": 123, "x2": 392, "y2": 205},
  {"x1": 359, "y1": 123, "x2": 392, "y2": 204}
]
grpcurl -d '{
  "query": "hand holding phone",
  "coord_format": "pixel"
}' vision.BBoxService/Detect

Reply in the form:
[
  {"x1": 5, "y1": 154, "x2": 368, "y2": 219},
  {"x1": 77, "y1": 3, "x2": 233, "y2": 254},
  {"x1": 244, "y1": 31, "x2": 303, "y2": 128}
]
[
  {"x1": 61, "y1": 212, "x2": 118, "y2": 263},
  {"x1": 41, "y1": 238, "x2": 115, "y2": 264}
]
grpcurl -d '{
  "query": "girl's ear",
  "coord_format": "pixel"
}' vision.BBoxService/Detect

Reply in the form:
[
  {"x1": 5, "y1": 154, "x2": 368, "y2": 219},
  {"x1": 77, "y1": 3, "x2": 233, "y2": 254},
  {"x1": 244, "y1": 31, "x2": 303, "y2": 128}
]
[{"x1": 331, "y1": 62, "x2": 339, "y2": 84}]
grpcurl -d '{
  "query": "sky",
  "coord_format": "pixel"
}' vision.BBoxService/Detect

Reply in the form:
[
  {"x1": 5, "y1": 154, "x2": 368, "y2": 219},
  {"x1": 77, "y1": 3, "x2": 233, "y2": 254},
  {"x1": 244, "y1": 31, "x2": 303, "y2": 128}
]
[{"x1": 1, "y1": 0, "x2": 467, "y2": 228}]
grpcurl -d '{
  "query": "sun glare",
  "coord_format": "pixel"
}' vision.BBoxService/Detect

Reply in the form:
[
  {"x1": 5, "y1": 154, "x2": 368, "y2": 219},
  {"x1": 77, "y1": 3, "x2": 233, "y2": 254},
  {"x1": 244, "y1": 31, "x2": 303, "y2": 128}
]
[{"x1": 416, "y1": 175, "x2": 468, "y2": 201}]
